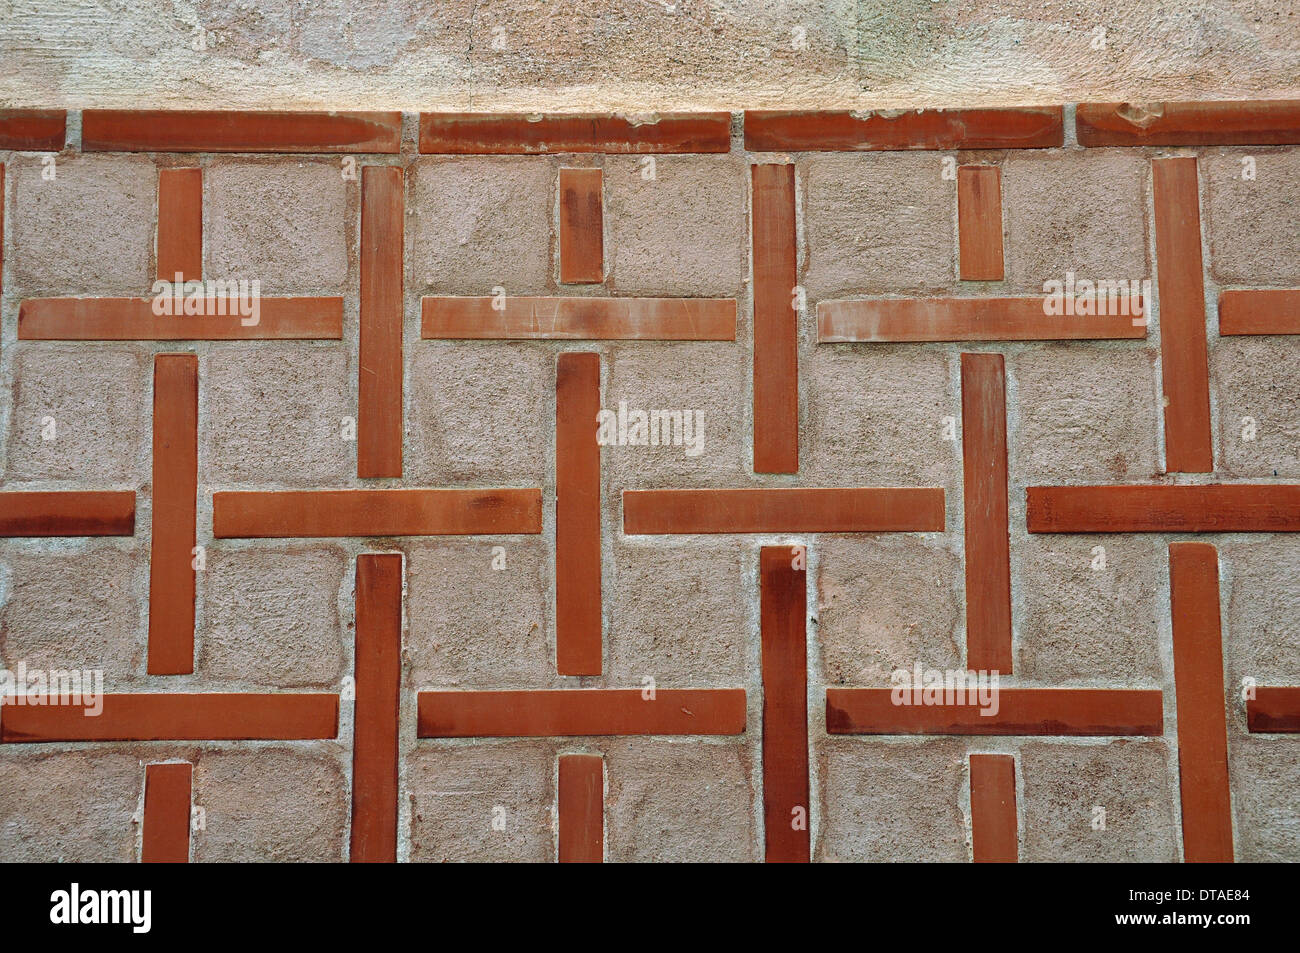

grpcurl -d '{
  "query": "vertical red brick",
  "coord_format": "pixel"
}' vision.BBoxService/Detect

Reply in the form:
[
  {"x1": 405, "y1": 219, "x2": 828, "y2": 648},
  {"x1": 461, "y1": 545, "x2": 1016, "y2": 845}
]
[
  {"x1": 1153, "y1": 157, "x2": 1213, "y2": 473},
  {"x1": 559, "y1": 168, "x2": 603, "y2": 284},
  {"x1": 147, "y1": 354, "x2": 198, "y2": 675},
  {"x1": 558, "y1": 753, "x2": 604, "y2": 862},
  {"x1": 760, "y1": 545, "x2": 809, "y2": 862},
  {"x1": 957, "y1": 166, "x2": 1004, "y2": 281},
  {"x1": 359, "y1": 165, "x2": 404, "y2": 478},
  {"x1": 555, "y1": 352, "x2": 602, "y2": 676},
  {"x1": 1169, "y1": 542, "x2": 1234, "y2": 862},
  {"x1": 752, "y1": 164, "x2": 799, "y2": 473},
  {"x1": 142, "y1": 762, "x2": 192, "y2": 863},
  {"x1": 962, "y1": 353, "x2": 1012, "y2": 673},
  {"x1": 351, "y1": 553, "x2": 402, "y2": 863},
  {"x1": 970, "y1": 754, "x2": 1017, "y2": 862},
  {"x1": 156, "y1": 168, "x2": 203, "y2": 283}
]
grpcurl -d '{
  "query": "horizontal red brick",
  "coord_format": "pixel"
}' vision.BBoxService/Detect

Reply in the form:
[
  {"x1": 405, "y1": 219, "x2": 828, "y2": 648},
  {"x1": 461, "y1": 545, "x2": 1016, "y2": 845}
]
[
  {"x1": 1077, "y1": 100, "x2": 1300, "y2": 146},
  {"x1": 0, "y1": 109, "x2": 66, "y2": 151},
  {"x1": 82, "y1": 110, "x2": 402, "y2": 153},
  {"x1": 417, "y1": 689, "x2": 747, "y2": 737},
  {"x1": 826, "y1": 688, "x2": 1163, "y2": 736},
  {"x1": 1027, "y1": 484, "x2": 1300, "y2": 533},
  {"x1": 1219, "y1": 290, "x2": 1300, "y2": 335},
  {"x1": 1246, "y1": 687, "x2": 1300, "y2": 733},
  {"x1": 419, "y1": 112, "x2": 732, "y2": 154},
  {"x1": 818, "y1": 297, "x2": 1147, "y2": 342},
  {"x1": 0, "y1": 491, "x2": 135, "y2": 536},
  {"x1": 213, "y1": 489, "x2": 543, "y2": 538},
  {"x1": 623, "y1": 487, "x2": 945, "y2": 534},
  {"x1": 422, "y1": 296, "x2": 736, "y2": 340},
  {"x1": 745, "y1": 106, "x2": 1063, "y2": 151},
  {"x1": 19, "y1": 297, "x2": 344, "y2": 340},
  {"x1": 0, "y1": 693, "x2": 339, "y2": 743}
]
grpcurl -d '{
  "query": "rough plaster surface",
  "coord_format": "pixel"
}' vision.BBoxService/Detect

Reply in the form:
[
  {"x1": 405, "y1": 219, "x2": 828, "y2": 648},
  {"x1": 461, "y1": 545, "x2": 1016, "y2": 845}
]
[{"x1": 2, "y1": 1, "x2": 1298, "y2": 110}]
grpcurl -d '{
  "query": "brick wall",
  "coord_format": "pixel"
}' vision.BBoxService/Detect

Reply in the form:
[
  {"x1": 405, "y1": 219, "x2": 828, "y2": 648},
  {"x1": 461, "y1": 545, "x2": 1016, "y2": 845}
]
[{"x1": 0, "y1": 103, "x2": 1297, "y2": 862}]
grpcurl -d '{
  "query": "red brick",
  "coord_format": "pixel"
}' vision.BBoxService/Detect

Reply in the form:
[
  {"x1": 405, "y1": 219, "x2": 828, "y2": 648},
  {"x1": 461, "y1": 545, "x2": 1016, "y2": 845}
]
[
  {"x1": 1027, "y1": 484, "x2": 1300, "y2": 533},
  {"x1": 19, "y1": 297, "x2": 344, "y2": 340},
  {"x1": 752, "y1": 164, "x2": 798, "y2": 473},
  {"x1": 82, "y1": 110, "x2": 402, "y2": 153},
  {"x1": 555, "y1": 353, "x2": 602, "y2": 676},
  {"x1": 623, "y1": 488, "x2": 945, "y2": 534},
  {"x1": 212, "y1": 488, "x2": 544, "y2": 538},
  {"x1": 559, "y1": 168, "x2": 604, "y2": 284},
  {"x1": 0, "y1": 693, "x2": 339, "y2": 742},
  {"x1": 358, "y1": 166, "x2": 404, "y2": 478},
  {"x1": 0, "y1": 109, "x2": 66, "y2": 151},
  {"x1": 351, "y1": 554, "x2": 402, "y2": 863},
  {"x1": 1153, "y1": 156, "x2": 1213, "y2": 472},
  {"x1": 962, "y1": 354, "x2": 1012, "y2": 674},
  {"x1": 1168, "y1": 542, "x2": 1233, "y2": 862},
  {"x1": 826, "y1": 688, "x2": 1163, "y2": 736},
  {"x1": 818, "y1": 296, "x2": 1147, "y2": 342},
  {"x1": 417, "y1": 689, "x2": 747, "y2": 737},
  {"x1": 156, "y1": 168, "x2": 203, "y2": 283},
  {"x1": 1077, "y1": 100, "x2": 1300, "y2": 147},
  {"x1": 958, "y1": 166, "x2": 1005, "y2": 281},
  {"x1": 760, "y1": 546, "x2": 809, "y2": 863},
  {"x1": 558, "y1": 754, "x2": 604, "y2": 863},
  {"x1": 1219, "y1": 289, "x2": 1300, "y2": 335},
  {"x1": 1247, "y1": 687, "x2": 1300, "y2": 733},
  {"x1": 147, "y1": 355, "x2": 198, "y2": 676},
  {"x1": 419, "y1": 112, "x2": 731, "y2": 154},
  {"x1": 421, "y1": 296, "x2": 736, "y2": 340},
  {"x1": 142, "y1": 762, "x2": 192, "y2": 863},
  {"x1": 969, "y1": 754, "x2": 1017, "y2": 862},
  {"x1": 0, "y1": 491, "x2": 135, "y2": 536},
  {"x1": 744, "y1": 106, "x2": 1063, "y2": 152}
]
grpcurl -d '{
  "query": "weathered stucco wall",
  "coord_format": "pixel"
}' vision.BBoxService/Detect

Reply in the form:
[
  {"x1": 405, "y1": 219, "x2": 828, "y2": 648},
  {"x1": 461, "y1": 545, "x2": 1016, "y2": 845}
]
[{"x1": 1, "y1": 0, "x2": 1299, "y2": 111}]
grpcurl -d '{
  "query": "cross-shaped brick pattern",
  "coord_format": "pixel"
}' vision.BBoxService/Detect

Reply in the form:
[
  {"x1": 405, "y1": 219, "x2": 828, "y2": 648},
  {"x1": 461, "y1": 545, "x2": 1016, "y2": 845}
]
[{"x1": 0, "y1": 102, "x2": 1298, "y2": 862}]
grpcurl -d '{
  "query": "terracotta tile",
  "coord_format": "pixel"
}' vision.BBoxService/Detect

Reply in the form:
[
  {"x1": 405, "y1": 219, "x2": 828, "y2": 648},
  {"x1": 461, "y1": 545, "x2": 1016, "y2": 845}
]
[
  {"x1": 744, "y1": 107, "x2": 1063, "y2": 152},
  {"x1": 421, "y1": 296, "x2": 736, "y2": 340},
  {"x1": 1153, "y1": 157, "x2": 1213, "y2": 472},
  {"x1": 142, "y1": 762, "x2": 192, "y2": 863},
  {"x1": 1168, "y1": 542, "x2": 1233, "y2": 862},
  {"x1": 969, "y1": 754, "x2": 1017, "y2": 862},
  {"x1": 419, "y1": 112, "x2": 731, "y2": 154},
  {"x1": 760, "y1": 546, "x2": 809, "y2": 863},
  {"x1": 156, "y1": 168, "x2": 203, "y2": 283},
  {"x1": 1247, "y1": 687, "x2": 1300, "y2": 732},
  {"x1": 147, "y1": 354, "x2": 198, "y2": 676},
  {"x1": 826, "y1": 688, "x2": 1163, "y2": 736},
  {"x1": 417, "y1": 689, "x2": 746, "y2": 737},
  {"x1": 351, "y1": 554, "x2": 402, "y2": 863},
  {"x1": 556, "y1": 353, "x2": 602, "y2": 676},
  {"x1": 623, "y1": 487, "x2": 944, "y2": 534},
  {"x1": 752, "y1": 164, "x2": 798, "y2": 473},
  {"x1": 1027, "y1": 484, "x2": 1300, "y2": 533},
  {"x1": 957, "y1": 166, "x2": 1004, "y2": 281},
  {"x1": 19, "y1": 297, "x2": 344, "y2": 340},
  {"x1": 358, "y1": 166, "x2": 404, "y2": 478},
  {"x1": 1078, "y1": 100, "x2": 1300, "y2": 147},
  {"x1": 559, "y1": 168, "x2": 604, "y2": 284},
  {"x1": 82, "y1": 110, "x2": 402, "y2": 153},
  {"x1": 0, "y1": 491, "x2": 135, "y2": 536},
  {"x1": 818, "y1": 296, "x2": 1146, "y2": 342},
  {"x1": 1219, "y1": 289, "x2": 1300, "y2": 335},
  {"x1": 212, "y1": 488, "x2": 544, "y2": 538},
  {"x1": 0, "y1": 693, "x2": 339, "y2": 742},
  {"x1": 558, "y1": 754, "x2": 604, "y2": 863},
  {"x1": 962, "y1": 353, "x2": 1012, "y2": 674},
  {"x1": 0, "y1": 109, "x2": 66, "y2": 151}
]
